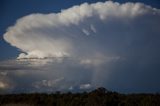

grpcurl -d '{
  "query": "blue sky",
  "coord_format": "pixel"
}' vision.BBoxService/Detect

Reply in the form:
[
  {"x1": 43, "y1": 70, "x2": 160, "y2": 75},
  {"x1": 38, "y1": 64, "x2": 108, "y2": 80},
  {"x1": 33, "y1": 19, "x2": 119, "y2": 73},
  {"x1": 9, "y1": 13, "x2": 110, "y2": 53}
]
[{"x1": 1, "y1": 0, "x2": 160, "y2": 60}]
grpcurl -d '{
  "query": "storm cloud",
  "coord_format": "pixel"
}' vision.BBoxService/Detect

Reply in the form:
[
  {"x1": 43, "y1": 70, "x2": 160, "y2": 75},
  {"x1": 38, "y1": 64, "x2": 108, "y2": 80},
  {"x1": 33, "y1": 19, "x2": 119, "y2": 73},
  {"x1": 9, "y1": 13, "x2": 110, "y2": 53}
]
[{"x1": 1, "y1": 1, "x2": 160, "y2": 93}]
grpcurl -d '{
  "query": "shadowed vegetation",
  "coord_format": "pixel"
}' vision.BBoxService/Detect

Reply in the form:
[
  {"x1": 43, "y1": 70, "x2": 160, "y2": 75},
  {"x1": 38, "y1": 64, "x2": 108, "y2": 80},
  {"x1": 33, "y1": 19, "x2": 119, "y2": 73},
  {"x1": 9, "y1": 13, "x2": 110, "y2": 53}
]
[{"x1": 0, "y1": 87, "x2": 160, "y2": 106}]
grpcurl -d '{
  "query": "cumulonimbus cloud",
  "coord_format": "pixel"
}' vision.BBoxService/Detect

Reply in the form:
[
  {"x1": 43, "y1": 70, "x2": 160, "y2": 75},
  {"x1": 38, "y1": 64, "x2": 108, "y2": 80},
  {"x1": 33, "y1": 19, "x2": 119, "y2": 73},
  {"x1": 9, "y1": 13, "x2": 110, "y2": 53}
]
[
  {"x1": 3, "y1": 1, "x2": 160, "y2": 59},
  {"x1": 1, "y1": 1, "x2": 160, "y2": 93}
]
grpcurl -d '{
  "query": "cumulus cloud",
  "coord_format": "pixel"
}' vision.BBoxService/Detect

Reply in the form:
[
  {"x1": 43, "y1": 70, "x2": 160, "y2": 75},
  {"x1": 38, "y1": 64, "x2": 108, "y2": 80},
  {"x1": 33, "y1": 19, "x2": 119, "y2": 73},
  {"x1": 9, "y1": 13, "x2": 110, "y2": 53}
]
[
  {"x1": 1, "y1": 1, "x2": 160, "y2": 93},
  {"x1": 80, "y1": 84, "x2": 92, "y2": 90},
  {"x1": 0, "y1": 59, "x2": 93, "y2": 93},
  {"x1": 0, "y1": 75, "x2": 14, "y2": 94},
  {"x1": 33, "y1": 77, "x2": 64, "y2": 89},
  {"x1": 0, "y1": 82, "x2": 8, "y2": 89}
]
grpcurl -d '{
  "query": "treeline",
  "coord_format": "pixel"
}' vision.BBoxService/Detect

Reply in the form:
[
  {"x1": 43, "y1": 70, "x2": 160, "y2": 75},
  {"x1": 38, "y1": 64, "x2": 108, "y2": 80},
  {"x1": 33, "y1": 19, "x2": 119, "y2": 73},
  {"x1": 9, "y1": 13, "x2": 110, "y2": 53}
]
[{"x1": 0, "y1": 87, "x2": 160, "y2": 106}]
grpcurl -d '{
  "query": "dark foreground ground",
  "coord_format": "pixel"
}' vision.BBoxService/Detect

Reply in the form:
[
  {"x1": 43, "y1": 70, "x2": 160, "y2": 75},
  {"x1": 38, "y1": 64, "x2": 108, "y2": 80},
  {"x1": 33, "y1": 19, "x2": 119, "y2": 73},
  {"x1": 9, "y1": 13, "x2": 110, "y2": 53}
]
[{"x1": 0, "y1": 88, "x2": 160, "y2": 106}]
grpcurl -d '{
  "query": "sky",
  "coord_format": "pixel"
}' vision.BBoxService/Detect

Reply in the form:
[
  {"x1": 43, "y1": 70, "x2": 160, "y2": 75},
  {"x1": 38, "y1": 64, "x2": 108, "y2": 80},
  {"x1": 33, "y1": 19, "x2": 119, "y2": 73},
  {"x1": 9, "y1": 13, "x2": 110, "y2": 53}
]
[{"x1": 0, "y1": 0, "x2": 160, "y2": 93}]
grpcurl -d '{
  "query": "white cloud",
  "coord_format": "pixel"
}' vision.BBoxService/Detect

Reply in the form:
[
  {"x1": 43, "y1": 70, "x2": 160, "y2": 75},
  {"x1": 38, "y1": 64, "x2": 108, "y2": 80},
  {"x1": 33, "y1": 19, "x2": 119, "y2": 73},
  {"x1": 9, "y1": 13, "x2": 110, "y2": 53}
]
[
  {"x1": 82, "y1": 29, "x2": 90, "y2": 36},
  {"x1": 3, "y1": 1, "x2": 159, "y2": 59},
  {"x1": 0, "y1": 77, "x2": 13, "y2": 92},
  {"x1": 80, "y1": 84, "x2": 91, "y2": 89},
  {"x1": 0, "y1": 82, "x2": 7, "y2": 89},
  {"x1": 0, "y1": 72, "x2": 7, "y2": 76},
  {"x1": 1, "y1": 1, "x2": 160, "y2": 93},
  {"x1": 33, "y1": 77, "x2": 64, "y2": 89},
  {"x1": 90, "y1": 24, "x2": 96, "y2": 33}
]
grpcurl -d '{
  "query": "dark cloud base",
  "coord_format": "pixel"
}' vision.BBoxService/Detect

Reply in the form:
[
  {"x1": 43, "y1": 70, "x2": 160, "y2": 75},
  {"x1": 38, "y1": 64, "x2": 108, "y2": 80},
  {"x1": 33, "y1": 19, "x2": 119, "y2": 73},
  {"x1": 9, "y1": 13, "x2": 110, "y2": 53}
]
[{"x1": 0, "y1": 57, "x2": 160, "y2": 94}]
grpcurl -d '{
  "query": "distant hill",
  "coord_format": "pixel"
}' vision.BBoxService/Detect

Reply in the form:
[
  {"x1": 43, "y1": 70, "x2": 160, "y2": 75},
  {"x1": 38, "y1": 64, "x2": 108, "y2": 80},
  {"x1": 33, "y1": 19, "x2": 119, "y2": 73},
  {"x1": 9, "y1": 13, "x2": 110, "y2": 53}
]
[{"x1": 0, "y1": 87, "x2": 160, "y2": 106}]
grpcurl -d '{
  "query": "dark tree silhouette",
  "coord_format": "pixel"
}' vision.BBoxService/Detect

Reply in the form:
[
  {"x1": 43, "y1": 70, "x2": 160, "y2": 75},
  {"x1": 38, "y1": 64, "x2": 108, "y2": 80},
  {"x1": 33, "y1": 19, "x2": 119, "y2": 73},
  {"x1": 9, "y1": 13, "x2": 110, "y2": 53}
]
[{"x1": 0, "y1": 88, "x2": 160, "y2": 106}]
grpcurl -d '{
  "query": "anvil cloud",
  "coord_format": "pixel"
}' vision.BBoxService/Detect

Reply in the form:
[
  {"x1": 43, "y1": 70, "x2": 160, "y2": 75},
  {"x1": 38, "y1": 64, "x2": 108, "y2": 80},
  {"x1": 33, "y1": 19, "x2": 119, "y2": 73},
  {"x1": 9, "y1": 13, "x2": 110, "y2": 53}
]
[
  {"x1": 4, "y1": 1, "x2": 160, "y2": 59},
  {"x1": 1, "y1": 1, "x2": 160, "y2": 93}
]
